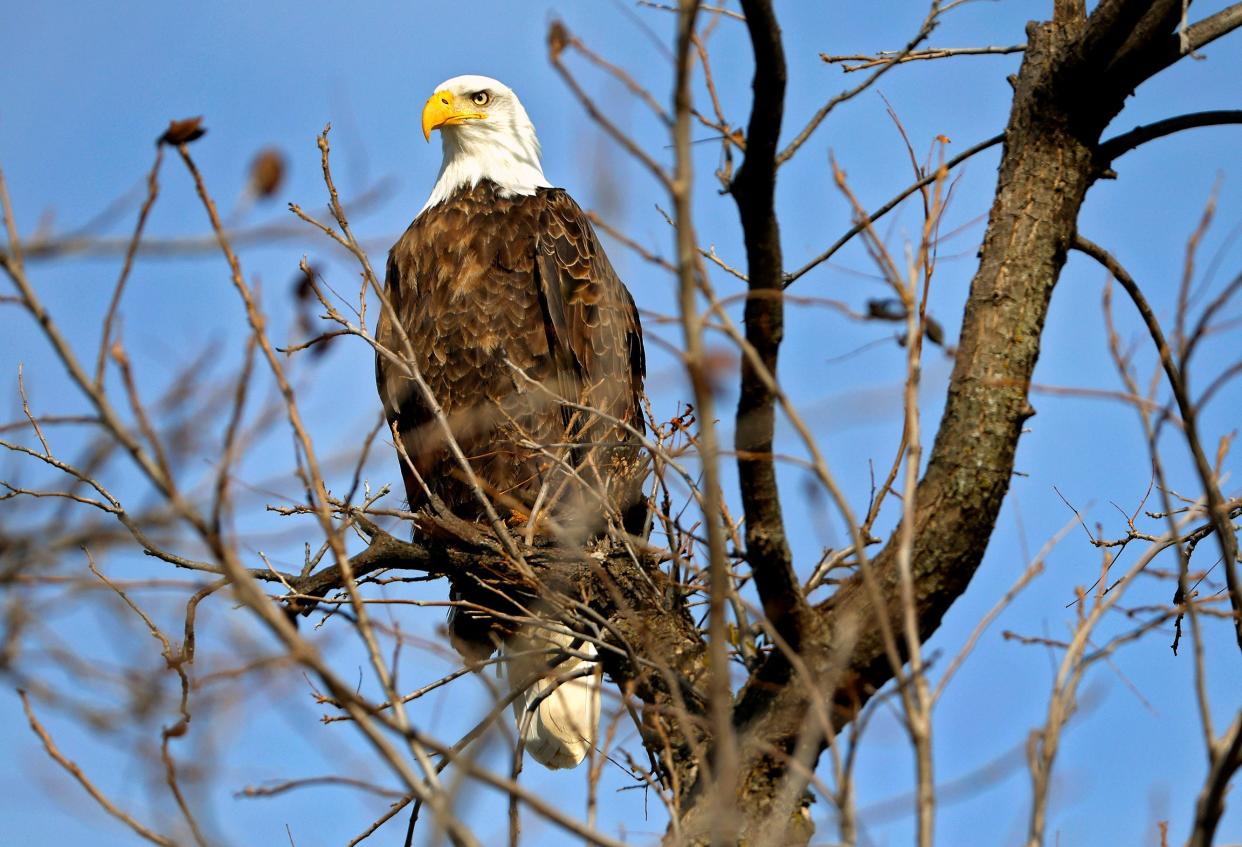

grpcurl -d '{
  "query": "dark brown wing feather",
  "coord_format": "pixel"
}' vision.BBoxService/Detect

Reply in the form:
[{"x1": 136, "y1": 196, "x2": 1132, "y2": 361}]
[
  {"x1": 375, "y1": 180, "x2": 646, "y2": 543},
  {"x1": 376, "y1": 182, "x2": 646, "y2": 658},
  {"x1": 534, "y1": 190, "x2": 647, "y2": 533}
]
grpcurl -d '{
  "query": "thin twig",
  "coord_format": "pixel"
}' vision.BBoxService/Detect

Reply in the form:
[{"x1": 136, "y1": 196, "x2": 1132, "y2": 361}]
[
  {"x1": 1074, "y1": 234, "x2": 1242, "y2": 652},
  {"x1": 785, "y1": 133, "x2": 1002, "y2": 286},
  {"x1": 95, "y1": 145, "x2": 164, "y2": 387},
  {"x1": 20, "y1": 691, "x2": 178, "y2": 847},
  {"x1": 821, "y1": 44, "x2": 1024, "y2": 72}
]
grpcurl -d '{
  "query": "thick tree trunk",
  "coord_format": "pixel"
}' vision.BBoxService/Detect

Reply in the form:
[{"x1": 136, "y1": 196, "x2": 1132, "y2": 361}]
[{"x1": 672, "y1": 4, "x2": 1192, "y2": 843}]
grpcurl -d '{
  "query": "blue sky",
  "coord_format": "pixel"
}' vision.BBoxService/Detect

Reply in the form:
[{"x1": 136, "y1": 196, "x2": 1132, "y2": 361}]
[{"x1": 2, "y1": 2, "x2": 1240, "y2": 845}]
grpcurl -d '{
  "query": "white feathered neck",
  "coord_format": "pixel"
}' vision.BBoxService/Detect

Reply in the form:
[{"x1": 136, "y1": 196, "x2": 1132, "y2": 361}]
[{"x1": 420, "y1": 75, "x2": 552, "y2": 214}]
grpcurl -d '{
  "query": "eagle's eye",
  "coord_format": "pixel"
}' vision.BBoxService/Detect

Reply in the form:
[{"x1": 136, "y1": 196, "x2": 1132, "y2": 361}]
[{"x1": 470, "y1": 91, "x2": 491, "y2": 107}]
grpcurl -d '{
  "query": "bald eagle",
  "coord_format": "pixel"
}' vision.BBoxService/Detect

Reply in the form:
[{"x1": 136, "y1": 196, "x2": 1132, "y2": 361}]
[{"x1": 375, "y1": 75, "x2": 646, "y2": 769}]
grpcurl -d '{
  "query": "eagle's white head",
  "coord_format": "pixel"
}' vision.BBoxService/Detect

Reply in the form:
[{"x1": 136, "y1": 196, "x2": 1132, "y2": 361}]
[{"x1": 419, "y1": 74, "x2": 551, "y2": 213}]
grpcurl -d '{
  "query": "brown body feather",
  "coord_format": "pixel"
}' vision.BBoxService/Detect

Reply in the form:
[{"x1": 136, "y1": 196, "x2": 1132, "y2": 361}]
[{"x1": 375, "y1": 180, "x2": 646, "y2": 657}]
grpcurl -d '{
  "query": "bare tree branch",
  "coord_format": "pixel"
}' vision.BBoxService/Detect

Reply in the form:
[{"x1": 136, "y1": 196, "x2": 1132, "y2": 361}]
[
  {"x1": 784, "y1": 133, "x2": 1003, "y2": 287},
  {"x1": 728, "y1": 0, "x2": 809, "y2": 653},
  {"x1": 20, "y1": 691, "x2": 178, "y2": 847},
  {"x1": 1098, "y1": 109, "x2": 1242, "y2": 163},
  {"x1": 1187, "y1": 709, "x2": 1242, "y2": 847},
  {"x1": 821, "y1": 44, "x2": 1024, "y2": 72},
  {"x1": 1073, "y1": 234, "x2": 1242, "y2": 651},
  {"x1": 776, "y1": 1, "x2": 949, "y2": 165},
  {"x1": 669, "y1": 3, "x2": 741, "y2": 841},
  {"x1": 1149, "y1": 1, "x2": 1242, "y2": 72}
]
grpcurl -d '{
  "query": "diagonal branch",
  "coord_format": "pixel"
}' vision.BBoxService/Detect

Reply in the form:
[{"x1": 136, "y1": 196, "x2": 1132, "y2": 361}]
[
  {"x1": 1148, "y1": 1, "x2": 1242, "y2": 74},
  {"x1": 1074, "y1": 0, "x2": 1171, "y2": 68},
  {"x1": 784, "y1": 132, "x2": 1002, "y2": 287},
  {"x1": 1072, "y1": 234, "x2": 1242, "y2": 651},
  {"x1": 776, "y1": 1, "x2": 947, "y2": 165},
  {"x1": 21, "y1": 691, "x2": 177, "y2": 847},
  {"x1": 1181, "y1": 1, "x2": 1242, "y2": 50}
]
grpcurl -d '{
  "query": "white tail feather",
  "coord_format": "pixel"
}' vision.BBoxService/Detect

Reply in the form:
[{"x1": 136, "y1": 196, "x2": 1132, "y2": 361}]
[{"x1": 503, "y1": 627, "x2": 601, "y2": 769}]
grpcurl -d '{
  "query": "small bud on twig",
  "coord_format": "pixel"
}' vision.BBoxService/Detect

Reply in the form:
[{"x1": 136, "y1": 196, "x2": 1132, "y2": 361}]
[
  {"x1": 548, "y1": 20, "x2": 569, "y2": 60},
  {"x1": 158, "y1": 116, "x2": 206, "y2": 147},
  {"x1": 248, "y1": 148, "x2": 286, "y2": 199}
]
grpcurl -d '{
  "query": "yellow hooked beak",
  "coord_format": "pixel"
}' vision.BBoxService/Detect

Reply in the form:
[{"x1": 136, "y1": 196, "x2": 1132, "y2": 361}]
[{"x1": 421, "y1": 90, "x2": 487, "y2": 141}]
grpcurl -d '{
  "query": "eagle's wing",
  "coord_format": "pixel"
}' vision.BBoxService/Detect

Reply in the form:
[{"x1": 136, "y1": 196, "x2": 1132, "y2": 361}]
[
  {"x1": 534, "y1": 190, "x2": 645, "y2": 427},
  {"x1": 534, "y1": 190, "x2": 647, "y2": 533}
]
